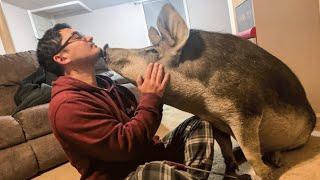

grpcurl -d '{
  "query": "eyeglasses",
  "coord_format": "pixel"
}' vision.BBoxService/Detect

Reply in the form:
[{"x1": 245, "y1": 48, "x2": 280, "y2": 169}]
[{"x1": 55, "y1": 31, "x2": 84, "y2": 54}]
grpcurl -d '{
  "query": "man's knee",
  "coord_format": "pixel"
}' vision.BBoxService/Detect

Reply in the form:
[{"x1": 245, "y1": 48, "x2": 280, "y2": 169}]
[
  {"x1": 188, "y1": 118, "x2": 213, "y2": 137},
  {"x1": 197, "y1": 119, "x2": 212, "y2": 129}
]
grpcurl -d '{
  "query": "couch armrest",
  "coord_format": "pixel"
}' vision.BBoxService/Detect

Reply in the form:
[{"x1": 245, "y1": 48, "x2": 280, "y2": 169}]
[
  {"x1": 0, "y1": 51, "x2": 38, "y2": 85},
  {"x1": 14, "y1": 104, "x2": 51, "y2": 140}
]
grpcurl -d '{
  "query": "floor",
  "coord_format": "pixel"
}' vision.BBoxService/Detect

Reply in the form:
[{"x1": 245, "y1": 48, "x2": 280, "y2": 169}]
[{"x1": 33, "y1": 105, "x2": 320, "y2": 180}]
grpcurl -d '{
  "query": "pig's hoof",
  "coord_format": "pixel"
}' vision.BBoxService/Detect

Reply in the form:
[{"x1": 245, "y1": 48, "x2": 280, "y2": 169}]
[
  {"x1": 233, "y1": 146, "x2": 246, "y2": 164},
  {"x1": 263, "y1": 151, "x2": 283, "y2": 168},
  {"x1": 237, "y1": 174, "x2": 252, "y2": 180},
  {"x1": 255, "y1": 166, "x2": 274, "y2": 180},
  {"x1": 223, "y1": 173, "x2": 251, "y2": 180}
]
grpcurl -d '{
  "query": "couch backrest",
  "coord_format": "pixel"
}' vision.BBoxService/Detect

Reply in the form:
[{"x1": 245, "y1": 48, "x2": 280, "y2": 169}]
[
  {"x1": 0, "y1": 51, "x2": 38, "y2": 115},
  {"x1": 0, "y1": 51, "x2": 38, "y2": 85}
]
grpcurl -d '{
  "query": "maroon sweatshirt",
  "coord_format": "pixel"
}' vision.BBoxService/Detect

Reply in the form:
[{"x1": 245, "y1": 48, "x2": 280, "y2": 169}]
[{"x1": 49, "y1": 75, "x2": 166, "y2": 180}]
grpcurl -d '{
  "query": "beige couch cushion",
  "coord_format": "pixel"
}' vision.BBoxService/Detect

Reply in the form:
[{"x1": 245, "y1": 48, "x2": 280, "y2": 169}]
[
  {"x1": 0, "y1": 116, "x2": 26, "y2": 150},
  {"x1": 0, "y1": 85, "x2": 19, "y2": 116},
  {"x1": 28, "y1": 133, "x2": 67, "y2": 171},
  {"x1": 14, "y1": 104, "x2": 51, "y2": 140},
  {"x1": 0, "y1": 51, "x2": 38, "y2": 85},
  {"x1": 0, "y1": 143, "x2": 38, "y2": 179}
]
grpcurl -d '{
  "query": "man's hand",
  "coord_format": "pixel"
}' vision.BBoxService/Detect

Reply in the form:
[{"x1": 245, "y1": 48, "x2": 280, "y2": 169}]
[{"x1": 136, "y1": 63, "x2": 170, "y2": 97}]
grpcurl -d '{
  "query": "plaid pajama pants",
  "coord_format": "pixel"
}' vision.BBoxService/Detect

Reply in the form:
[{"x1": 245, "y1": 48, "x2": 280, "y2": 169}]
[{"x1": 125, "y1": 116, "x2": 215, "y2": 180}]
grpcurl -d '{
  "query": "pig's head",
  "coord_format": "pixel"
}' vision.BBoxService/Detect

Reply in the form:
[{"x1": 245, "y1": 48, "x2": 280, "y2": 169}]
[{"x1": 105, "y1": 3, "x2": 189, "y2": 83}]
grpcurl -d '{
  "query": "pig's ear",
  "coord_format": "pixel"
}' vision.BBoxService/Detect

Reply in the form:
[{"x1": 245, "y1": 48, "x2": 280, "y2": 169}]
[
  {"x1": 157, "y1": 3, "x2": 189, "y2": 52},
  {"x1": 148, "y1": 26, "x2": 161, "y2": 45}
]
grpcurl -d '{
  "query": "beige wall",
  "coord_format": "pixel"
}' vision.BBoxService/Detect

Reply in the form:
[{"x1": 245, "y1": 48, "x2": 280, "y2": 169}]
[{"x1": 253, "y1": 0, "x2": 320, "y2": 113}]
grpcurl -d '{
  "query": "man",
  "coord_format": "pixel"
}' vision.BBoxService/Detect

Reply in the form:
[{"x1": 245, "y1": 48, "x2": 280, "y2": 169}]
[{"x1": 37, "y1": 23, "x2": 215, "y2": 180}]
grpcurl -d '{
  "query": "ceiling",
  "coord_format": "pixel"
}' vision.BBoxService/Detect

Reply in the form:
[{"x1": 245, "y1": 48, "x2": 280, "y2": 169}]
[{"x1": 2, "y1": 0, "x2": 137, "y2": 10}]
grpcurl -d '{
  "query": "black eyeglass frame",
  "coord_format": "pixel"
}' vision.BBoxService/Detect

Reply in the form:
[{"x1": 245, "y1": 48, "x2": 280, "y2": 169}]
[{"x1": 55, "y1": 31, "x2": 84, "y2": 54}]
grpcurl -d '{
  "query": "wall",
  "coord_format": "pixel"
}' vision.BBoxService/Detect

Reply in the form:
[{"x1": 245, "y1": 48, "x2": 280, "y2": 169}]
[
  {"x1": 186, "y1": 0, "x2": 232, "y2": 33},
  {"x1": 253, "y1": 0, "x2": 320, "y2": 113},
  {"x1": 56, "y1": 0, "x2": 233, "y2": 47},
  {"x1": 1, "y1": 1, "x2": 37, "y2": 52},
  {"x1": 56, "y1": 3, "x2": 150, "y2": 49},
  {"x1": 143, "y1": 0, "x2": 189, "y2": 30}
]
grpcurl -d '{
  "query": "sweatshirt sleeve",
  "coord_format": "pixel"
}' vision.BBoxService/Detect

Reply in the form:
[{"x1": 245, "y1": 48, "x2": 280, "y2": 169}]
[{"x1": 51, "y1": 93, "x2": 163, "y2": 162}]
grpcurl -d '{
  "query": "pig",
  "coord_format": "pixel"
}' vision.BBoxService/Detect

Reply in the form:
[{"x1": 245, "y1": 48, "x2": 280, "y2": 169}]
[{"x1": 105, "y1": 3, "x2": 316, "y2": 179}]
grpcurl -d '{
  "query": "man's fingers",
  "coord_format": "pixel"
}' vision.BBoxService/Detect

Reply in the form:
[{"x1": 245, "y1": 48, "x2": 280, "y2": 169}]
[
  {"x1": 161, "y1": 73, "x2": 170, "y2": 89},
  {"x1": 151, "y1": 63, "x2": 159, "y2": 81},
  {"x1": 145, "y1": 63, "x2": 154, "y2": 79},
  {"x1": 156, "y1": 64, "x2": 164, "y2": 84},
  {"x1": 140, "y1": 63, "x2": 169, "y2": 97},
  {"x1": 136, "y1": 75, "x2": 143, "y2": 87}
]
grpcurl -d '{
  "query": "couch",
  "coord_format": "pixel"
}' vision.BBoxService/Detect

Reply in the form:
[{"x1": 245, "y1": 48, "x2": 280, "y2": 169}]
[{"x1": 0, "y1": 51, "x2": 67, "y2": 179}]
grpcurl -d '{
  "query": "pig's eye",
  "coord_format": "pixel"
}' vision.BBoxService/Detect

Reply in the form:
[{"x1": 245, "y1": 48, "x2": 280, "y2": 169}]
[{"x1": 145, "y1": 47, "x2": 158, "y2": 54}]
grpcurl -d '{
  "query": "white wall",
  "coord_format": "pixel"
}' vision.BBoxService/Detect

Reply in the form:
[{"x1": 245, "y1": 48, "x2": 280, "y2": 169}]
[
  {"x1": 186, "y1": 0, "x2": 232, "y2": 33},
  {"x1": 2, "y1": 1, "x2": 37, "y2": 52},
  {"x1": 55, "y1": 0, "x2": 233, "y2": 49},
  {"x1": 143, "y1": 0, "x2": 189, "y2": 30},
  {"x1": 56, "y1": 3, "x2": 150, "y2": 49}
]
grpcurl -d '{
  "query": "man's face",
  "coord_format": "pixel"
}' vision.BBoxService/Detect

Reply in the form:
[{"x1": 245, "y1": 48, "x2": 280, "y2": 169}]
[{"x1": 53, "y1": 28, "x2": 101, "y2": 69}]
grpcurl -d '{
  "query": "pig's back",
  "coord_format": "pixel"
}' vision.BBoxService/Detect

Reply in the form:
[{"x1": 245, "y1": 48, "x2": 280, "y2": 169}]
[{"x1": 178, "y1": 30, "x2": 315, "y2": 125}]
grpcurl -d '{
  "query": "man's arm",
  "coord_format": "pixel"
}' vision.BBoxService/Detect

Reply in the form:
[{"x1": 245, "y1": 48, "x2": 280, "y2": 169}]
[
  {"x1": 52, "y1": 63, "x2": 170, "y2": 162},
  {"x1": 52, "y1": 93, "x2": 162, "y2": 162}
]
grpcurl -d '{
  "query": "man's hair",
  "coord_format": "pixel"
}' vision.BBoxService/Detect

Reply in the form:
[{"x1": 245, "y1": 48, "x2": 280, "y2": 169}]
[{"x1": 36, "y1": 23, "x2": 71, "y2": 76}]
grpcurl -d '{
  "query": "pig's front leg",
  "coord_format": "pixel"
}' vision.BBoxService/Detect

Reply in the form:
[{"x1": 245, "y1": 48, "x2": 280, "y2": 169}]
[{"x1": 214, "y1": 127, "x2": 251, "y2": 180}]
